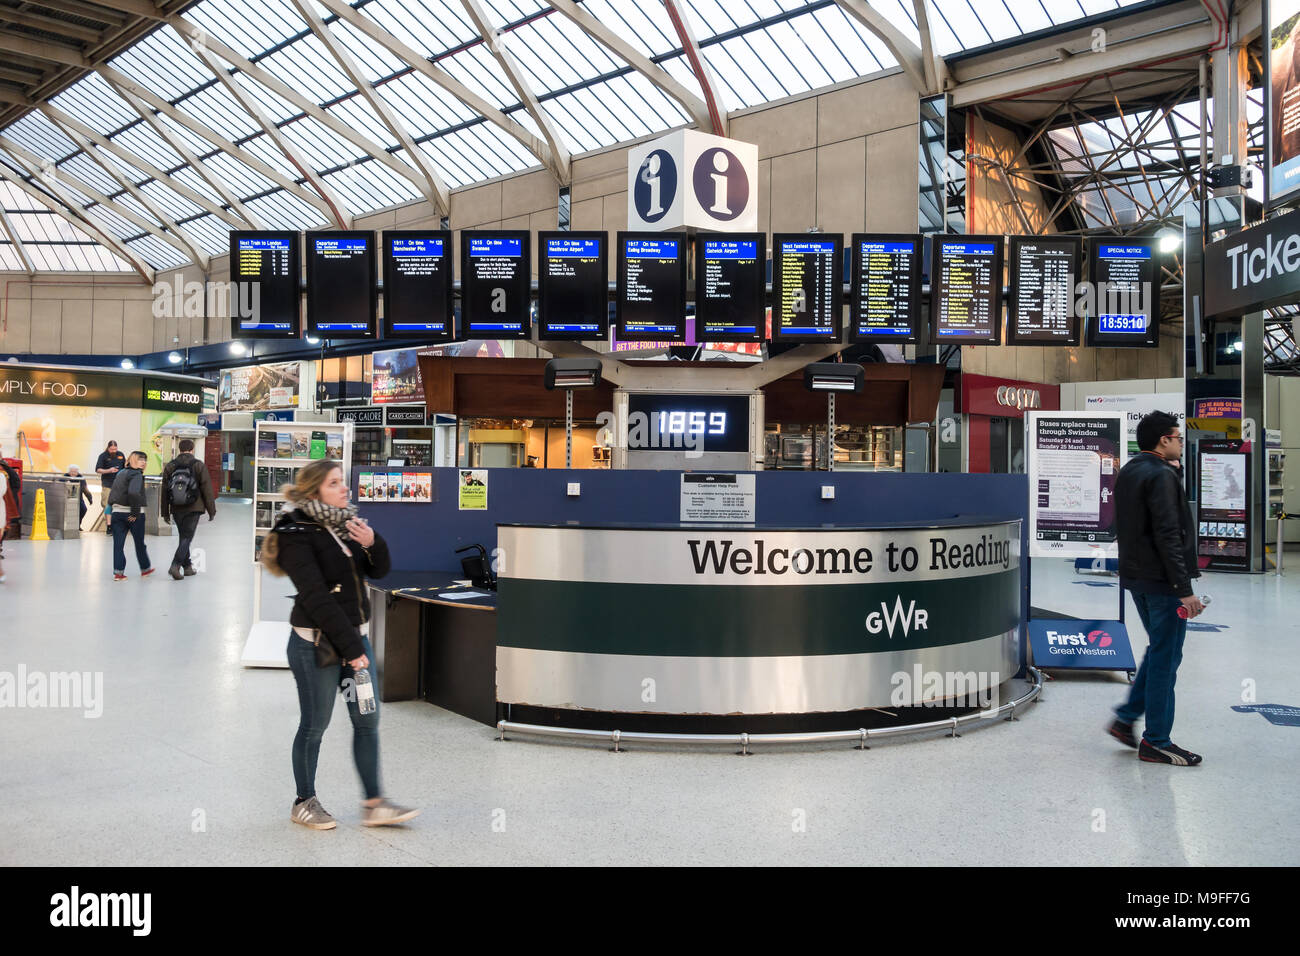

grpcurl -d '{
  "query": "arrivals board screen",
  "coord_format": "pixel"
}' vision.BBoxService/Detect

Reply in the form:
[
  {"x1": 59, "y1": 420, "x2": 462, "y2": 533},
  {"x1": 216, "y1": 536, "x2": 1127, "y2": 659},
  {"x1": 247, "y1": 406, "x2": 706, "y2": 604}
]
[
  {"x1": 1086, "y1": 240, "x2": 1158, "y2": 348},
  {"x1": 305, "y1": 230, "x2": 377, "y2": 338},
  {"x1": 229, "y1": 230, "x2": 300, "y2": 338},
  {"x1": 1008, "y1": 235, "x2": 1081, "y2": 346},
  {"x1": 616, "y1": 232, "x2": 687, "y2": 341},
  {"x1": 461, "y1": 231, "x2": 531, "y2": 339},
  {"x1": 929, "y1": 235, "x2": 1003, "y2": 345},
  {"x1": 771, "y1": 233, "x2": 843, "y2": 342},
  {"x1": 694, "y1": 233, "x2": 765, "y2": 342},
  {"x1": 382, "y1": 230, "x2": 453, "y2": 339},
  {"x1": 849, "y1": 233, "x2": 922, "y2": 343},
  {"x1": 538, "y1": 231, "x2": 608, "y2": 340}
]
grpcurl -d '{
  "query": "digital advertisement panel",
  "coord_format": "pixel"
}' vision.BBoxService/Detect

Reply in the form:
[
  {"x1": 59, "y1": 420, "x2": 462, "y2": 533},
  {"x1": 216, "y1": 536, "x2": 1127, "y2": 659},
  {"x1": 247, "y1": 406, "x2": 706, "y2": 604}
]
[
  {"x1": 1028, "y1": 412, "x2": 1125, "y2": 558},
  {"x1": 1270, "y1": 0, "x2": 1300, "y2": 205},
  {"x1": 1197, "y1": 438, "x2": 1251, "y2": 570},
  {"x1": 218, "y1": 363, "x2": 301, "y2": 412},
  {"x1": 371, "y1": 348, "x2": 423, "y2": 405}
]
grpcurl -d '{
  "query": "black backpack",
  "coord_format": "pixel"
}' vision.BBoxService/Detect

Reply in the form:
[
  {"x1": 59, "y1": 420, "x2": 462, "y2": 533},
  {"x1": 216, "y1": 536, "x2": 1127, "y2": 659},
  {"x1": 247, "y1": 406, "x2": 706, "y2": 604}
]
[{"x1": 167, "y1": 461, "x2": 200, "y2": 507}]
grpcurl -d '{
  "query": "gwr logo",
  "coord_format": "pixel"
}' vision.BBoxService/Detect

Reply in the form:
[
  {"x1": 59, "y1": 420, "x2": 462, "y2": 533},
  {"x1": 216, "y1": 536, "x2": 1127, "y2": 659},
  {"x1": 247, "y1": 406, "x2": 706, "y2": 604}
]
[{"x1": 865, "y1": 597, "x2": 929, "y2": 639}]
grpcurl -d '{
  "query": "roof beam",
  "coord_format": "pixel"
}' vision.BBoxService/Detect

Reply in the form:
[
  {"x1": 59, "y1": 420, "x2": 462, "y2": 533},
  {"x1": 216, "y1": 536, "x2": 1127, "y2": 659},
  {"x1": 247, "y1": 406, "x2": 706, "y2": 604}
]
[
  {"x1": 187, "y1": 42, "x2": 352, "y2": 228},
  {"x1": 833, "y1": 0, "x2": 929, "y2": 95},
  {"x1": 287, "y1": 0, "x2": 450, "y2": 213},
  {"x1": 168, "y1": 14, "x2": 442, "y2": 208},
  {"x1": 313, "y1": 0, "x2": 554, "y2": 173},
  {"x1": 104, "y1": 80, "x2": 264, "y2": 229},
  {"x1": 28, "y1": 0, "x2": 128, "y2": 28},
  {"x1": 462, "y1": 0, "x2": 571, "y2": 182},
  {"x1": 81, "y1": 0, "x2": 162, "y2": 19},
  {"x1": 660, "y1": 0, "x2": 727, "y2": 135},
  {"x1": 0, "y1": 29, "x2": 89, "y2": 67},
  {"x1": 912, "y1": 0, "x2": 945, "y2": 94},
  {"x1": 0, "y1": 8, "x2": 104, "y2": 44},
  {"x1": 97, "y1": 64, "x2": 338, "y2": 222},
  {"x1": 0, "y1": 133, "x2": 197, "y2": 264},
  {"x1": 39, "y1": 101, "x2": 248, "y2": 231},
  {"x1": 0, "y1": 64, "x2": 46, "y2": 84},
  {"x1": 0, "y1": 201, "x2": 37, "y2": 274},
  {"x1": 543, "y1": 0, "x2": 711, "y2": 131},
  {"x1": 0, "y1": 161, "x2": 154, "y2": 281},
  {"x1": 43, "y1": 112, "x2": 210, "y2": 269}
]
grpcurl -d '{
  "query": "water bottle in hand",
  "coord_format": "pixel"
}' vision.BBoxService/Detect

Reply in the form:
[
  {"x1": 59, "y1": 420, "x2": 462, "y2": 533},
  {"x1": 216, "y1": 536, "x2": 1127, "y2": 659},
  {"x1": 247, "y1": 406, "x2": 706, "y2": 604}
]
[
  {"x1": 1177, "y1": 594, "x2": 1212, "y2": 619},
  {"x1": 355, "y1": 667, "x2": 377, "y2": 714}
]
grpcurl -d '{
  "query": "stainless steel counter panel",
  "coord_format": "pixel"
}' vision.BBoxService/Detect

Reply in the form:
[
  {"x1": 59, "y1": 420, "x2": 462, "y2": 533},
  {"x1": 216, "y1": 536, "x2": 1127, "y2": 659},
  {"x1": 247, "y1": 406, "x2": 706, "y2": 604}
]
[{"x1": 496, "y1": 520, "x2": 1023, "y2": 717}]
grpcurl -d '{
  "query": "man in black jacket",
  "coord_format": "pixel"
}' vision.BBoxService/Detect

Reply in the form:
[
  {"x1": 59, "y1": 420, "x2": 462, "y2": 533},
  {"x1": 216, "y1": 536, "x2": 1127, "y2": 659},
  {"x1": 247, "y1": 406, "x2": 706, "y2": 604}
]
[
  {"x1": 160, "y1": 439, "x2": 217, "y2": 580},
  {"x1": 1109, "y1": 411, "x2": 1205, "y2": 766}
]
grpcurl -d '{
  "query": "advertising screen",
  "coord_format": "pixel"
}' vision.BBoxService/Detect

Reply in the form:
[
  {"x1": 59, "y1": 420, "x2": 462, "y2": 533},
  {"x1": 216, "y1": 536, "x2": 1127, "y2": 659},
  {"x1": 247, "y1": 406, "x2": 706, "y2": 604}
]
[
  {"x1": 929, "y1": 235, "x2": 1003, "y2": 345},
  {"x1": 306, "y1": 230, "x2": 377, "y2": 338},
  {"x1": 461, "y1": 230, "x2": 531, "y2": 338},
  {"x1": 538, "y1": 232, "x2": 608, "y2": 340},
  {"x1": 616, "y1": 232, "x2": 687, "y2": 341},
  {"x1": 1086, "y1": 240, "x2": 1158, "y2": 348},
  {"x1": 1008, "y1": 235, "x2": 1081, "y2": 345},
  {"x1": 695, "y1": 233, "x2": 765, "y2": 342},
  {"x1": 382, "y1": 230, "x2": 453, "y2": 339},
  {"x1": 1268, "y1": 0, "x2": 1300, "y2": 205},
  {"x1": 229, "y1": 230, "x2": 300, "y2": 338},
  {"x1": 771, "y1": 233, "x2": 843, "y2": 342},
  {"x1": 849, "y1": 233, "x2": 922, "y2": 343}
]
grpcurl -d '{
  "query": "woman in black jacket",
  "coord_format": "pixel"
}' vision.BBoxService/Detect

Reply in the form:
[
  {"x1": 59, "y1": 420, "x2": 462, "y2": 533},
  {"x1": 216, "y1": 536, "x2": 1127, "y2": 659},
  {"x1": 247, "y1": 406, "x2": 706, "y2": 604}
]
[{"x1": 262, "y1": 459, "x2": 420, "y2": 830}]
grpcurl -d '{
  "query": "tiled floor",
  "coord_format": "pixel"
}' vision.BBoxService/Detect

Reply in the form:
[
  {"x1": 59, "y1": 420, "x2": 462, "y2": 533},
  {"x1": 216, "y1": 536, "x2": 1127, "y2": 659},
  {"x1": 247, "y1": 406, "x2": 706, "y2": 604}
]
[{"x1": 2, "y1": 501, "x2": 1297, "y2": 865}]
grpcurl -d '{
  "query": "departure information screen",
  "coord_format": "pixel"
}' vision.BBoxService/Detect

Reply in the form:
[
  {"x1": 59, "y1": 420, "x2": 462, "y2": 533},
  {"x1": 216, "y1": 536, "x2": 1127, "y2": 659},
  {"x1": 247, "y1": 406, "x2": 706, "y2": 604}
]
[
  {"x1": 538, "y1": 232, "x2": 608, "y2": 340},
  {"x1": 1087, "y1": 240, "x2": 1158, "y2": 348},
  {"x1": 461, "y1": 231, "x2": 531, "y2": 338},
  {"x1": 929, "y1": 235, "x2": 1003, "y2": 345},
  {"x1": 850, "y1": 233, "x2": 922, "y2": 343},
  {"x1": 695, "y1": 233, "x2": 765, "y2": 342},
  {"x1": 306, "y1": 231, "x2": 376, "y2": 338},
  {"x1": 229, "y1": 230, "x2": 300, "y2": 338},
  {"x1": 617, "y1": 232, "x2": 687, "y2": 341},
  {"x1": 772, "y1": 233, "x2": 843, "y2": 342},
  {"x1": 1008, "y1": 236, "x2": 1081, "y2": 346},
  {"x1": 382, "y1": 230, "x2": 453, "y2": 339}
]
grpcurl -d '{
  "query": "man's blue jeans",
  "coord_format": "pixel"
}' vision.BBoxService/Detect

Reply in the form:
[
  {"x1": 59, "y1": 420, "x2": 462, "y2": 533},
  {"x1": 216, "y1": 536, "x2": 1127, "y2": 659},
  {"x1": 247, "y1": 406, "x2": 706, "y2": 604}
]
[
  {"x1": 286, "y1": 632, "x2": 381, "y2": 801},
  {"x1": 1116, "y1": 591, "x2": 1188, "y2": 748}
]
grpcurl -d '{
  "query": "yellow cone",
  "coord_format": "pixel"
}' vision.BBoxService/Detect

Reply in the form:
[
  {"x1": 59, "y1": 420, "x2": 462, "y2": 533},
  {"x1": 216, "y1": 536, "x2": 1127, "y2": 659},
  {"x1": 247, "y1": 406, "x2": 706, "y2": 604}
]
[{"x1": 31, "y1": 487, "x2": 50, "y2": 541}]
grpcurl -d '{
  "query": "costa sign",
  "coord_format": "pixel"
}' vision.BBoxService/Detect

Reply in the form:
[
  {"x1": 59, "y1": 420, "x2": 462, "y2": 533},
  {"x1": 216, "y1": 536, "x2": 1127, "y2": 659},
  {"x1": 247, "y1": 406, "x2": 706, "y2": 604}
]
[{"x1": 996, "y1": 386, "x2": 1041, "y2": 410}]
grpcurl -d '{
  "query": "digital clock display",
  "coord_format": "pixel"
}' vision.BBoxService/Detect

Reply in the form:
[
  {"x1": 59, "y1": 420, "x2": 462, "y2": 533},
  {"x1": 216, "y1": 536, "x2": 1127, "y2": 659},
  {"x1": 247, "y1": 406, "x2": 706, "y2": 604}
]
[
  {"x1": 626, "y1": 393, "x2": 751, "y2": 454},
  {"x1": 1086, "y1": 239, "x2": 1157, "y2": 348}
]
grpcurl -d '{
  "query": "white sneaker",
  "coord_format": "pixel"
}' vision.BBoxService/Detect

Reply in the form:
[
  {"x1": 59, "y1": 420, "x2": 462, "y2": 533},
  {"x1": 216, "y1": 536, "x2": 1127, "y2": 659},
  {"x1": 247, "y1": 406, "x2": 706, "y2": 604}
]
[{"x1": 361, "y1": 799, "x2": 420, "y2": 827}]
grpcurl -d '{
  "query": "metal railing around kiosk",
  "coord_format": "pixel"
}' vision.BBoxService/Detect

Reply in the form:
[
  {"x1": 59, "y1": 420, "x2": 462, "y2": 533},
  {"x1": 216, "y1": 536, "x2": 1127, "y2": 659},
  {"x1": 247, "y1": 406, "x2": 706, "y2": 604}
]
[{"x1": 497, "y1": 667, "x2": 1045, "y2": 753}]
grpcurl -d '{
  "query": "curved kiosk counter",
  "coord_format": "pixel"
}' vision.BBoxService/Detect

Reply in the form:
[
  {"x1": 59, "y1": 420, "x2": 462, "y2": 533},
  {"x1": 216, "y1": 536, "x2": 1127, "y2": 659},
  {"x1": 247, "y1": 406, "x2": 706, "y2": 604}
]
[{"x1": 495, "y1": 517, "x2": 1021, "y2": 728}]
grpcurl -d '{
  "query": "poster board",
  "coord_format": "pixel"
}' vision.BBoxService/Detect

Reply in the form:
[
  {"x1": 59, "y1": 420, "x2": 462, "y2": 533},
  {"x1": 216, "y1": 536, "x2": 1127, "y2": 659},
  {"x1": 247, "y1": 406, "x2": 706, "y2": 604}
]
[{"x1": 1027, "y1": 411, "x2": 1126, "y2": 559}]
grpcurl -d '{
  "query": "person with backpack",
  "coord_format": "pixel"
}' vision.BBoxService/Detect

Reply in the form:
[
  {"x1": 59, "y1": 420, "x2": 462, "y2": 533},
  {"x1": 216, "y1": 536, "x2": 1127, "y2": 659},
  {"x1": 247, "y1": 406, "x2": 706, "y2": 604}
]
[
  {"x1": 107, "y1": 450, "x2": 153, "y2": 581},
  {"x1": 160, "y1": 438, "x2": 216, "y2": 580}
]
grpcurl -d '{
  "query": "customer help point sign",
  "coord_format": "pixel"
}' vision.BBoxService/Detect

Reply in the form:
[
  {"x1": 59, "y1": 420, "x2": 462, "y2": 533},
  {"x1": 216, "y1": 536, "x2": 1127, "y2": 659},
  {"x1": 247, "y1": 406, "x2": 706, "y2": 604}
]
[{"x1": 628, "y1": 130, "x2": 758, "y2": 232}]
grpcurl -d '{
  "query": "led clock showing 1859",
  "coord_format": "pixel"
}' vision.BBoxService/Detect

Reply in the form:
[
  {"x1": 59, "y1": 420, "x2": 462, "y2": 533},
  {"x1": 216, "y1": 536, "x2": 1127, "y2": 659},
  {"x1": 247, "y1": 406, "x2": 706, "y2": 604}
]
[
  {"x1": 382, "y1": 230, "x2": 453, "y2": 339},
  {"x1": 461, "y1": 230, "x2": 531, "y2": 339},
  {"x1": 229, "y1": 230, "x2": 300, "y2": 339},
  {"x1": 850, "y1": 233, "x2": 922, "y2": 343},
  {"x1": 538, "y1": 231, "x2": 608, "y2": 340},
  {"x1": 694, "y1": 233, "x2": 765, "y2": 342},
  {"x1": 1008, "y1": 235, "x2": 1081, "y2": 346},
  {"x1": 617, "y1": 232, "x2": 687, "y2": 341},
  {"x1": 772, "y1": 233, "x2": 843, "y2": 343},
  {"x1": 1086, "y1": 239, "x2": 1158, "y2": 348},
  {"x1": 929, "y1": 235, "x2": 1004, "y2": 345},
  {"x1": 306, "y1": 230, "x2": 377, "y2": 338},
  {"x1": 626, "y1": 393, "x2": 751, "y2": 454}
]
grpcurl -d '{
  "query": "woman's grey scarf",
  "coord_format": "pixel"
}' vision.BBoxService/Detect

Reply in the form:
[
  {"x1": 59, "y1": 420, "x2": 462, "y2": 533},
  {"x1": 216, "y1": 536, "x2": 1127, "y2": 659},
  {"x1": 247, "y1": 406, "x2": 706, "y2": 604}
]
[{"x1": 297, "y1": 498, "x2": 358, "y2": 535}]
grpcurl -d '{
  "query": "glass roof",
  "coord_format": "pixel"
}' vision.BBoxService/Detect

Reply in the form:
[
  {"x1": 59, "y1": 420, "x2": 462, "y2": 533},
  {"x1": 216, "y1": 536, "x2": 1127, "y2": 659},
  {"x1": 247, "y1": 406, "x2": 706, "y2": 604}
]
[{"x1": 0, "y1": 0, "x2": 1150, "y2": 273}]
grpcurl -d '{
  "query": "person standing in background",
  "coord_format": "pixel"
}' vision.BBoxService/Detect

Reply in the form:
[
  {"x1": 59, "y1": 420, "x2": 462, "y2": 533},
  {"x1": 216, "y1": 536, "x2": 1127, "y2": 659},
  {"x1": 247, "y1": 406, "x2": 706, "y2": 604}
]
[
  {"x1": 1108, "y1": 411, "x2": 1205, "y2": 766},
  {"x1": 95, "y1": 440, "x2": 126, "y2": 536},
  {"x1": 107, "y1": 450, "x2": 153, "y2": 581},
  {"x1": 0, "y1": 444, "x2": 10, "y2": 583},
  {"x1": 64, "y1": 465, "x2": 93, "y2": 526},
  {"x1": 160, "y1": 438, "x2": 217, "y2": 580}
]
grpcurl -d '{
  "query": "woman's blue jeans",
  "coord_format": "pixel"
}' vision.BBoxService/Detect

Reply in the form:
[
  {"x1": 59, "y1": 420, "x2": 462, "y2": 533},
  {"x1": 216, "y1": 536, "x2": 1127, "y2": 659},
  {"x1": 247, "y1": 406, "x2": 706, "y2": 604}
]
[{"x1": 286, "y1": 632, "x2": 381, "y2": 801}]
